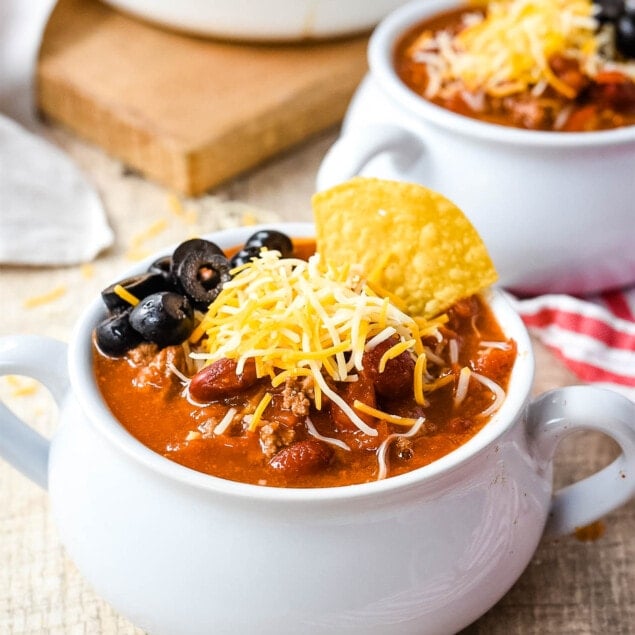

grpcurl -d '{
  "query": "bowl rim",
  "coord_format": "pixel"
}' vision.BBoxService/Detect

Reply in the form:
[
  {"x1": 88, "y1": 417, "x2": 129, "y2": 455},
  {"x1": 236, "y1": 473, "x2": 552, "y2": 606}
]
[
  {"x1": 69, "y1": 222, "x2": 535, "y2": 504},
  {"x1": 368, "y1": 0, "x2": 635, "y2": 148},
  {"x1": 101, "y1": 0, "x2": 410, "y2": 41}
]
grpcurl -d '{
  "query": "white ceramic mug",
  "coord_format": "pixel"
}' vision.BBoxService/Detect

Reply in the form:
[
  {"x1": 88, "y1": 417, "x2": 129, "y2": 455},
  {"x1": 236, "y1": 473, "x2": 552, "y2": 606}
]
[
  {"x1": 2, "y1": 223, "x2": 635, "y2": 635},
  {"x1": 317, "y1": 0, "x2": 635, "y2": 296}
]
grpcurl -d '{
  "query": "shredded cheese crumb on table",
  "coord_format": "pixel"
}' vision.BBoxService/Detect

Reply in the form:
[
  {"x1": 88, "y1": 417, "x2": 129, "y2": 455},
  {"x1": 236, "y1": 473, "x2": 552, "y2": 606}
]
[
  {"x1": 126, "y1": 219, "x2": 169, "y2": 261},
  {"x1": 23, "y1": 285, "x2": 67, "y2": 309}
]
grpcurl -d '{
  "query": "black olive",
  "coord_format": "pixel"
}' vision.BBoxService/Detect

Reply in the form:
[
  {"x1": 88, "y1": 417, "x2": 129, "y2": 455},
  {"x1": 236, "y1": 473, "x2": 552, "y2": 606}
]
[
  {"x1": 148, "y1": 255, "x2": 173, "y2": 280},
  {"x1": 617, "y1": 12, "x2": 635, "y2": 57},
  {"x1": 594, "y1": 0, "x2": 624, "y2": 23},
  {"x1": 229, "y1": 246, "x2": 262, "y2": 269},
  {"x1": 129, "y1": 292, "x2": 195, "y2": 347},
  {"x1": 171, "y1": 239, "x2": 225, "y2": 276},
  {"x1": 177, "y1": 254, "x2": 231, "y2": 310},
  {"x1": 101, "y1": 272, "x2": 171, "y2": 313},
  {"x1": 244, "y1": 230, "x2": 293, "y2": 257},
  {"x1": 170, "y1": 239, "x2": 229, "y2": 310},
  {"x1": 95, "y1": 310, "x2": 142, "y2": 357},
  {"x1": 173, "y1": 252, "x2": 231, "y2": 311}
]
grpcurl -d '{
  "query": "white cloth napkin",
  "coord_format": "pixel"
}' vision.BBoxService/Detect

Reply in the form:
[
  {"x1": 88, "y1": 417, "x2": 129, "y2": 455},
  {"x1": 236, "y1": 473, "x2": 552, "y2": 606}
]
[{"x1": 0, "y1": 0, "x2": 114, "y2": 265}]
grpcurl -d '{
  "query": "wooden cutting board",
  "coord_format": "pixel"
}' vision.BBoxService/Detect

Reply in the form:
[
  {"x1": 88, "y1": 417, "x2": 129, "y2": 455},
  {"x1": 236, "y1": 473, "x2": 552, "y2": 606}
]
[{"x1": 36, "y1": 0, "x2": 369, "y2": 195}]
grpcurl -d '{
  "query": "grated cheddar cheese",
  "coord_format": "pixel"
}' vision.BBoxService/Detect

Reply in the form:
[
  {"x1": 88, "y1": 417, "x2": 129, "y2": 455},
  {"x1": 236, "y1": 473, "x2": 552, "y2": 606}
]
[
  {"x1": 408, "y1": 0, "x2": 633, "y2": 100},
  {"x1": 191, "y1": 249, "x2": 437, "y2": 436}
]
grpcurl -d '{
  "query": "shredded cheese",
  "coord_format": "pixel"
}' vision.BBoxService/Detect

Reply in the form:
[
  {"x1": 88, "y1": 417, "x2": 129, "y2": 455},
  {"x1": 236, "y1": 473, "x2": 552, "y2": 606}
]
[
  {"x1": 471, "y1": 371, "x2": 506, "y2": 416},
  {"x1": 448, "y1": 338, "x2": 459, "y2": 365},
  {"x1": 167, "y1": 193, "x2": 185, "y2": 217},
  {"x1": 270, "y1": 368, "x2": 314, "y2": 387},
  {"x1": 80, "y1": 263, "x2": 94, "y2": 279},
  {"x1": 126, "y1": 219, "x2": 168, "y2": 260},
  {"x1": 378, "y1": 339, "x2": 416, "y2": 373},
  {"x1": 353, "y1": 400, "x2": 420, "y2": 428},
  {"x1": 365, "y1": 326, "x2": 397, "y2": 351},
  {"x1": 454, "y1": 366, "x2": 472, "y2": 408},
  {"x1": 306, "y1": 417, "x2": 351, "y2": 451},
  {"x1": 241, "y1": 211, "x2": 258, "y2": 226},
  {"x1": 413, "y1": 353, "x2": 427, "y2": 406},
  {"x1": 479, "y1": 340, "x2": 513, "y2": 350},
  {"x1": 23, "y1": 285, "x2": 67, "y2": 308},
  {"x1": 113, "y1": 284, "x2": 140, "y2": 307},
  {"x1": 376, "y1": 417, "x2": 426, "y2": 480},
  {"x1": 406, "y1": 0, "x2": 633, "y2": 101},
  {"x1": 214, "y1": 407, "x2": 238, "y2": 436},
  {"x1": 248, "y1": 392, "x2": 273, "y2": 432},
  {"x1": 3, "y1": 375, "x2": 39, "y2": 397},
  {"x1": 196, "y1": 250, "x2": 431, "y2": 436}
]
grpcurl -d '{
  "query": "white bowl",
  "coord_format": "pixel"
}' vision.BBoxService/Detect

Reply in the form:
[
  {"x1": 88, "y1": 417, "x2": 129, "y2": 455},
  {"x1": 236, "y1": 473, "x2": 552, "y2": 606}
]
[
  {"x1": 102, "y1": 0, "x2": 411, "y2": 41},
  {"x1": 2, "y1": 224, "x2": 635, "y2": 633}
]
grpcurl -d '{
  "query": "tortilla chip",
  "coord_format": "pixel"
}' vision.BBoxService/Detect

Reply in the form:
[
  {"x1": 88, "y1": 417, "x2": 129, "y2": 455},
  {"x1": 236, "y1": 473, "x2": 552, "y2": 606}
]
[{"x1": 312, "y1": 177, "x2": 497, "y2": 318}]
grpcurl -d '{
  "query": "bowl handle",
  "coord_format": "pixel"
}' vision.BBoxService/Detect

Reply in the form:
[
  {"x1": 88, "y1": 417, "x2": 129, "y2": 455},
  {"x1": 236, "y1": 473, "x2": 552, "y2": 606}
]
[
  {"x1": 0, "y1": 336, "x2": 69, "y2": 489},
  {"x1": 315, "y1": 124, "x2": 425, "y2": 191},
  {"x1": 528, "y1": 385, "x2": 635, "y2": 537}
]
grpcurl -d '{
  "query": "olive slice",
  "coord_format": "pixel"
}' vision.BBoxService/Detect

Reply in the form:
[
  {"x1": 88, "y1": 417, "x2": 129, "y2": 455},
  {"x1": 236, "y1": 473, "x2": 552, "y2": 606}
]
[
  {"x1": 95, "y1": 310, "x2": 142, "y2": 357},
  {"x1": 148, "y1": 255, "x2": 173, "y2": 279},
  {"x1": 129, "y1": 292, "x2": 195, "y2": 348},
  {"x1": 617, "y1": 12, "x2": 635, "y2": 57},
  {"x1": 245, "y1": 230, "x2": 293, "y2": 257},
  {"x1": 171, "y1": 239, "x2": 225, "y2": 276},
  {"x1": 174, "y1": 252, "x2": 231, "y2": 311},
  {"x1": 229, "y1": 246, "x2": 262, "y2": 270},
  {"x1": 594, "y1": 0, "x2": 624, "y2": 23},
  {"x1": 101, "y1": 272, "x2": 170, "y2": 313}
]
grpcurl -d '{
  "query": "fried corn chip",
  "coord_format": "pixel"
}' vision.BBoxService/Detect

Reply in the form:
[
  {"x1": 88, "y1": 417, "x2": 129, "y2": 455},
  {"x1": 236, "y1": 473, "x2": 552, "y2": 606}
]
[{"x1": 312, "y1": 177, "x2": 498, "y2": 318}]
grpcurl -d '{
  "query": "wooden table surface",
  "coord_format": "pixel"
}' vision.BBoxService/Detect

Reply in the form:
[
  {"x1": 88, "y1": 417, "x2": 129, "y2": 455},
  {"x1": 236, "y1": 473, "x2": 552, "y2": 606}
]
[{"x1": 0, "y1": 123, "x2": 633, "y2": 635}]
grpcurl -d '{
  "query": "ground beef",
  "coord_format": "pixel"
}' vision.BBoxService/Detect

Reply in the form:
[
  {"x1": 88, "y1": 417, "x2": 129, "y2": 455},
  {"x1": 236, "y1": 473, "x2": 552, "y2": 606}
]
[
  {"x1": 259, "y1": 421, "x2": 296, "y2": 459},
  {"x1": 281, "y1": 377, "x2": 312, "y2": 416},
  {"x1": 395, "y1": 437, "x2": 414, "y2": 460},
  {"x1": 502, "y1": 94, "x2": 557, "y2": 130},
  {"x1": 127, "y1": 342, "x2": 159, "y2": 366},
  {"x1": 132, "y1": 344, "x2": 187, "y2": 394}
]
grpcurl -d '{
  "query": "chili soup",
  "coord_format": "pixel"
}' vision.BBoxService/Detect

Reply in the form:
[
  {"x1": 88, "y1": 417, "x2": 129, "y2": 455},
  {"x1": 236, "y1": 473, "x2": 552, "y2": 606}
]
[
  {"x1": 92, "y1": 179, "x2": 515, "y2": 488},
  {"x1": 93, "y1": 242, "x2": 515, "y2": 487},
  {"x1": 394, "y1": 0, "x2": 635, "y2": 131}
]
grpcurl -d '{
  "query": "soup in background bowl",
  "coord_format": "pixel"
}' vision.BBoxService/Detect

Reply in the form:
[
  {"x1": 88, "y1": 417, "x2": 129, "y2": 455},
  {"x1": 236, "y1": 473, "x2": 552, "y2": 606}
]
[
  {"x1": 395, "y1": 0, "x2": 635, "y2": 132},
  {"x1": 2, "y1": 182, "x2": 635, "y2": 633}
]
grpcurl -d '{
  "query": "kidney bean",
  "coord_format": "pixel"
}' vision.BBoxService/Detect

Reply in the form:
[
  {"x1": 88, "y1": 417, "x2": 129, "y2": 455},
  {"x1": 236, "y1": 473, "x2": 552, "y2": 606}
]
[
  {"x1": 590, "y1": 74, "x2": 635, "y2": 112},
  {"x1": 330, "y1": 371, "x2": 377, "y2": 432},
  {"x1": 549, "y1": 54, "x2": 589, "y2": 95},
  {"x1": 380, "y1": 398, "x2": 426, "y2": 421},
  {"x1": 269, "y1": 439, "x2": 333, "y2": 476},
  {"x1": 189, "y1": 358, "x2": 258, "y2": 401},
  {"x1": 363, "y1": 335, "x2": 415, "y2": 398}
]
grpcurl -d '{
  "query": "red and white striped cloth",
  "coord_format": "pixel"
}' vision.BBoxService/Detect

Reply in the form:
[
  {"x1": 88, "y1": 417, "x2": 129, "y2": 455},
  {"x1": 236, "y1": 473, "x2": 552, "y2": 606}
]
[{"x1": 509, "y1": 288, "x2": 635, "y2": 401}]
